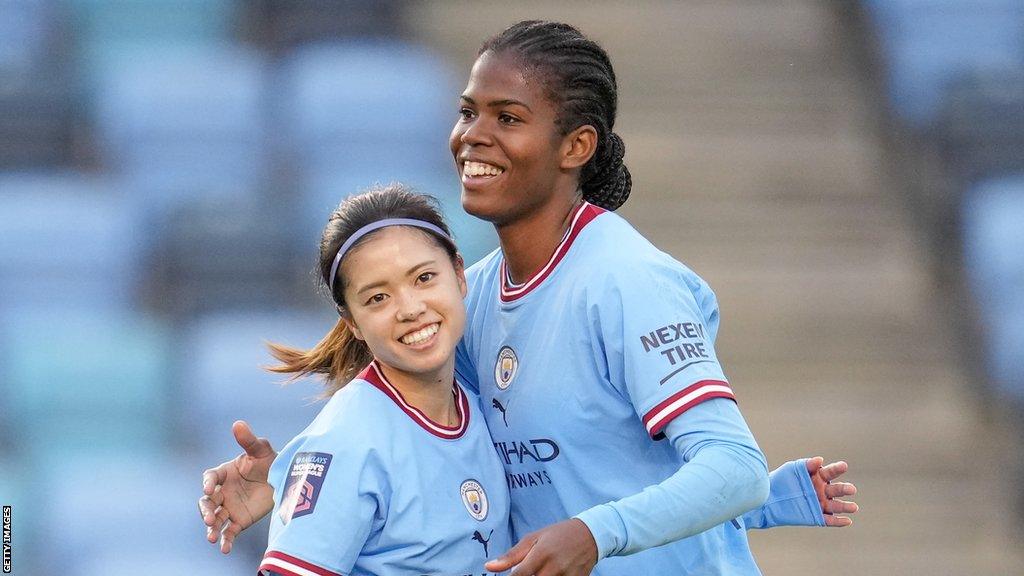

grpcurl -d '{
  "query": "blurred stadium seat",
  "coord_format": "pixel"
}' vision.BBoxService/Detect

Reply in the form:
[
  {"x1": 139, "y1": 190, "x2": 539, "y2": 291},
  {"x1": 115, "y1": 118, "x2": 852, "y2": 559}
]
[
  {"x1": 69, "y1": 0, "x2": 239, "y2": 68},
  {"x1": 863, "y1": 0, "x2": 1024, "y2": 130},
  {"x1": 0, "y1": 308, "x2": 173, "y2": 455},
  {"x1": 240, "y1": 0, "x2": 408, "y2": 52},
  {"x1": 90, "y1": 43, "x2": 269, "y2": 223},
  {"x1": 0, "y1": 0, "x2": 53, "y2": 74},
  {"x1": 961, "y1": 175, "x2": 1024, "y2": 403},
  {"x1": 0, "y1": 76, "x2": 75, "y2": 167},
  {"x1": 0, "y1": 173, "x2": 141, "y2": 310},
  {"x1": 144, "y1": 196, "x2": 304, "y2": 317},
  {"x1": 40, "y1": 453, "x2": 252, "y2": 575},
  {"x1": 937, "y1": 71, "x2": 1024, "y2": 182},
  {"x1": 176, "y1": 309, "x2": 336, "y2": 463},
  {"x1": 0, "y1": 0, "x2": 75, "y2": 167}
]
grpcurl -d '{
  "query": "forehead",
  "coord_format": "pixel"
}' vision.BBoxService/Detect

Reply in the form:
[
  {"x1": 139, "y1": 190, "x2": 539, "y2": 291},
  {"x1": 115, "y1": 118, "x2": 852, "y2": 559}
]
[
  {"x1": 340, "y1": 226, "x2": 450, "y2": 286},
  {"x1": 464, "y1": 51, "x2": 553, "y2": 110}
]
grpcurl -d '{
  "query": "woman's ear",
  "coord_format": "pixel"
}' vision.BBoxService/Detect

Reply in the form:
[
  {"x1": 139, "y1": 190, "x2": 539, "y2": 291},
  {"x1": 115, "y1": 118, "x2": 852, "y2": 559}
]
[
  {"x1": 454, "y1": 254, "x2": 468, "y2": 298},
  {"x1": 560, "y1": 124, "x2": 598, "y2": 171},
  {"x1": 339, "y1": 311, "x2": 365, "y2": 341}
]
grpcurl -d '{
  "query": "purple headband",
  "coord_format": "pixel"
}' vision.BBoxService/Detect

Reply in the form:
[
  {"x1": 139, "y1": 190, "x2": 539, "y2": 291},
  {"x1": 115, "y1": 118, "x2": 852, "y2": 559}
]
[{"x1": 328, "y1": 218, "x2": 452, "y2": 294}]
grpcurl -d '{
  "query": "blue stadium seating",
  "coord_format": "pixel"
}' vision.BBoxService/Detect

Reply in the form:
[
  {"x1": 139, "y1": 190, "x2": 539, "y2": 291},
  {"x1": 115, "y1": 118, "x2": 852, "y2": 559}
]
[
  {"x1": 0, "y1": 0, "x2": 51, "y2": 74},
  {"x1": 0, "y1": 173, "x2": 141, "y2": 310},
  {"x1": 961, "y1": 175, "x2": 1024, "y2": 402},
  {"x1": 280, "y1": 41, "x2": 454, "y2": 143},
  {"x1": 91, "y1": 44, "x2": 269, "y2": 221},
  {"x1": 69, "y1": 0, "x2": 239, "y2": 68},
  {"x1": 0, "y1": 1, "x2": 75, "y2": 167},
  {"x1": 39, "y1": 453, "x2": 253, "y2": 575},
  {"x1": 864, "y1": 0, "x2": 1024, "y2": 129},
  {"x1": 937, "y1": 71, "x2": 1024, "y2": 182},
  {"x1": 0, "y1": 77, "x2": 74, "y2": 168},
  {"x1": 0, "y1": 308, "x2": 173, "y2": 456},
  {"x1": 144, "y1": 195, "x2": 305, "y2": 317},
  {"x1": 241, "y1": 0, "x2": 407, "y2": 51},
  {"x1": 176, "y1": 309, "x2": 338, "y2": 463}
]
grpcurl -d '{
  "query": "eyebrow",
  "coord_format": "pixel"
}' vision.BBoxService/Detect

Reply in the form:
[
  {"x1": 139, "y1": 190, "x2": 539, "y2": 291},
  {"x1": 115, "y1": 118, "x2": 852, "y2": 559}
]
[
  {"x1": 460, "y1": 95, "x2": 532, "y2": 112},
  {"x1": 354, "y1": 260, "x2": 438, "y2": 295}
]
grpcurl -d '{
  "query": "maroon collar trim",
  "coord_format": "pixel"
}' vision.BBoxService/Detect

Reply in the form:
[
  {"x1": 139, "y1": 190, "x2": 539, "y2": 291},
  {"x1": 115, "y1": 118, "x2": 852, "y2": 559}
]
[
  {"x1": 359, "y1": 361, "x2": 470, "y2": 440},
  {"x1": 499, "y1": 202, "x2": 605, "y2": 302}
]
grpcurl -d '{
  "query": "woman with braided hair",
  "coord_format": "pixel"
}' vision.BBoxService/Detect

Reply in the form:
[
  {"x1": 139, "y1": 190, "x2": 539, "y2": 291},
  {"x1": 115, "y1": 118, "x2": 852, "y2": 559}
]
[{"x1": 200, "y1": 20, "x2": 858, "y2": 575}]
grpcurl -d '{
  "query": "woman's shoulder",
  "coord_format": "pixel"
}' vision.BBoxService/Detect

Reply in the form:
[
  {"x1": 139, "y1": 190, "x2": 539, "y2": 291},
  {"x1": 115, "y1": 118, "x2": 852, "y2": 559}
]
[
  {"x1": 297, "y1": 378, "x2": 393, "y2": 445},
  {"x1": 577, "y1": 210, "x2": 706, "y2": 286}
]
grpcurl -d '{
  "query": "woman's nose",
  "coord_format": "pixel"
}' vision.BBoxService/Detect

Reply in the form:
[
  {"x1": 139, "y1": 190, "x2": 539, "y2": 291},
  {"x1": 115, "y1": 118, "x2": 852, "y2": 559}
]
[
  {"x1": 396, "y1": 293, "x2": 427, "y2": 321},
  {"x1": 460, "y1": 117, "x2": 490, "y2": 146}
]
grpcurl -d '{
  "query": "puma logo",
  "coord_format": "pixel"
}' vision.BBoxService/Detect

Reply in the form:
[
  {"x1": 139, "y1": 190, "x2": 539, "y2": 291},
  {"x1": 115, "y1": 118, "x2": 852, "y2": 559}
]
[
  {"x1": 472, "y1": 529, "x2": 494, "y2": 556},
  {"x1": 492, "y1": 399, "x2": 508, "y2": 427}
]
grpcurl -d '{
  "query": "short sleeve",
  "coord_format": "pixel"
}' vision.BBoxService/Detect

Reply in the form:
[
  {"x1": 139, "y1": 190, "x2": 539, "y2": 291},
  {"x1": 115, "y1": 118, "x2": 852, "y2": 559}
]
[
  {"x1": 594, "y1": 261, "x2": 735, "y2": 439},
  {"x1": 259, "y1": 435, "x2": 383, "y2": 576}
]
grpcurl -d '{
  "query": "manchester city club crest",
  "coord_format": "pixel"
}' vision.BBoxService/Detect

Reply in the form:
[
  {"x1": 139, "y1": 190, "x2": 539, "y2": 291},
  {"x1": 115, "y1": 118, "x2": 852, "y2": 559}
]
[
  {"x1": 460, "y1": 479, "x2": 489, "y2": 521},
  {"x1": 494, "y1": 346, "x2": 518, "y2": 390}
]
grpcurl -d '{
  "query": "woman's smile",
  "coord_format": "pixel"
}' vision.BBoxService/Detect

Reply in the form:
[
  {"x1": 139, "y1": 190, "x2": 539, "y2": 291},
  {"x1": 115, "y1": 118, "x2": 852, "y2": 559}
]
[{"x1": 398, "y1": 321, "x2": 441, "y2": 347}]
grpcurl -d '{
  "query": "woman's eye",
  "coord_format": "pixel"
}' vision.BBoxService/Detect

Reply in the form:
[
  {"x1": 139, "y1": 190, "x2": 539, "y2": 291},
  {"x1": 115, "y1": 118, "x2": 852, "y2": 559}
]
[
  {"x1": 459, "y1": 108, "x2": 475, "y2": 120},
  {"x1": 417, "y1": 272, "x2": 436, "y2": 283},
  {"x1": 366, "y1": 293, "x2": 388, "y2": 305},
  {"x1": 498, "y1": 113, "x2": 518, "y2": 124}
]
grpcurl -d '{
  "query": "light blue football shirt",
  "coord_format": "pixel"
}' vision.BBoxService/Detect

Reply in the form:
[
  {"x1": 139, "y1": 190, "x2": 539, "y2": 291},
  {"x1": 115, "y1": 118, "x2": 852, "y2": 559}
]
[
  {"x1": 260, "y1": 361, "x2": 512, "y2": 576},
  {"x1": 456, "y1": 202, "x2": 764, "y2": 574}
]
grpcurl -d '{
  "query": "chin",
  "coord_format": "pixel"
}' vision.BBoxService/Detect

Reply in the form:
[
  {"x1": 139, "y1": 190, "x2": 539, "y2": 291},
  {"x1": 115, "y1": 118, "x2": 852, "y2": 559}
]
[
  {"x1": 403, "y1": 357, "x2": 450, "y2": 379},
  {"x1": 460, "y1": 192, "x2": 504, "y2": 224},
  {"x1": 388, "y1": 344, "x2": 451, "y2": 376}
]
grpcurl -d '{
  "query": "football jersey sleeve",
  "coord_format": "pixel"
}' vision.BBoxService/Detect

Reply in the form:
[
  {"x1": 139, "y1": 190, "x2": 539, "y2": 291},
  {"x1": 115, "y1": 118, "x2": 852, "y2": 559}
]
[
  {"x1": 575, "y1": 401, "x2": 769, "y2": 559},
  {"x1": 259, "y1": 435, "x2": 383, "y2": 576},
  {"x1": 595, "y1": 261, "x2": 734, "y2": 439}
]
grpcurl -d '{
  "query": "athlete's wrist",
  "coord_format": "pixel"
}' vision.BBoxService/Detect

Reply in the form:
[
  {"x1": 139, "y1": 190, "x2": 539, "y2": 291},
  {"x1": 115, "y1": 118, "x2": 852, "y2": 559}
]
[{"x1": 574, "y1": 503, "x2": 626, "y2": 560}]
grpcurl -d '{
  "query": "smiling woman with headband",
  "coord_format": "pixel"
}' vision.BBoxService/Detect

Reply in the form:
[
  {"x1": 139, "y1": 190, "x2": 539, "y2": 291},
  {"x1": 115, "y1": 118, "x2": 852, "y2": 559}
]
[{"x1": 254, "y1": 184, "x2": 513, "y2": 576}]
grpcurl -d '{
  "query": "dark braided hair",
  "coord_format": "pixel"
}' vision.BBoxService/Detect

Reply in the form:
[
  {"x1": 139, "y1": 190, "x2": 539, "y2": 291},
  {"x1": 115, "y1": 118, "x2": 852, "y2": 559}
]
[{"x1": 479, "y1": 20, "x2": 632, "y2": 211}]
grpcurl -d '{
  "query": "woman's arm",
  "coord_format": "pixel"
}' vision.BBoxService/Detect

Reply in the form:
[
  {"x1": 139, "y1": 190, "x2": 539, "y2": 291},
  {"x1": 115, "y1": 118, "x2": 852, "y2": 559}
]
[
  {"x1": 577, "y1": 398, "x2": 768, "y2": 558},
  {"x1": 485, "y1": 398, "x2": 769, "y2": 574}
]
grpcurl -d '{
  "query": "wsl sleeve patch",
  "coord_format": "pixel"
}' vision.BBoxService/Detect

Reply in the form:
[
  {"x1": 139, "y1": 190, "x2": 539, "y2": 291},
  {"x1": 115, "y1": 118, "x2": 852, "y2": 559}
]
[{"x1": 279, "y1": 452, "x2": 333, "y2": 525}]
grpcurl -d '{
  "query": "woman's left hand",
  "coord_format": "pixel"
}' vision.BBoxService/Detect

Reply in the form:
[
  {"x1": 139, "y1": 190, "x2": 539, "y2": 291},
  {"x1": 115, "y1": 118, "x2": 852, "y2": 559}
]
[
  {"x1": 484, "y1": 518, "x2": 598, "y2": 575},
  {"x1": 806, "y1": 457, "x2": 859, "y2": 527}
]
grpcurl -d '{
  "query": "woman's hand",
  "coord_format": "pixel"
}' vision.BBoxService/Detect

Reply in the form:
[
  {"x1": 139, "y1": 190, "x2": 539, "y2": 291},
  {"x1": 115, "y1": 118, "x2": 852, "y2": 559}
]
[
  {"x1": 197, "y1": 420, "x2": 278, "y2": 553},
  {"x1": 484, "y1": 518, "x2": 598, "y2": 575},
  {"x1": 806, "y1": 457, "x2": 859, "y2": 527}
]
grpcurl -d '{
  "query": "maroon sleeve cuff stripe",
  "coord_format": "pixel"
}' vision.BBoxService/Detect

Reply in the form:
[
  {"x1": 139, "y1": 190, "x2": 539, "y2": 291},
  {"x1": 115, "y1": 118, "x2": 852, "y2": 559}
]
[
  {"x1": 642, "y1": 380, "x2": 735, "y2": 439},
  {"x1": 258, "y1": 550, "x2": 342, "y2": 576}
]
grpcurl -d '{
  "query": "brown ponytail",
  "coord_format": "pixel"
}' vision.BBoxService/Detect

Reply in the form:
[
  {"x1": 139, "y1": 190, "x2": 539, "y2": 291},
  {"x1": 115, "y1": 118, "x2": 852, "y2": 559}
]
[{"x1": 265, "y1": 317, "x2": 374, "y2": 398}]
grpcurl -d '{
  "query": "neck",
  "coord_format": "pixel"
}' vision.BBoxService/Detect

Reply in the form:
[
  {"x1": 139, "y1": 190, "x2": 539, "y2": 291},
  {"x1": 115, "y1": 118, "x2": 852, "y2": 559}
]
[
  {"x1": 497, "y1": 192, "x2": 583, "y2": 284},
  {"x1": 377, "y1": 358, "x2": 458, "y2": 425}
]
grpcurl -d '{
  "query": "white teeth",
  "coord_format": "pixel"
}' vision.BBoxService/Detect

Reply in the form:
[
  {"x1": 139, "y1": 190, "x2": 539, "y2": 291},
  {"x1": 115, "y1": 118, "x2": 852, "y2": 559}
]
[
  {"x1": 400, "y1": 323, "x2": 439, "y2": 345},
  {"x1": 464, "y1": 161, "x2": 504, "y2": 177}
]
